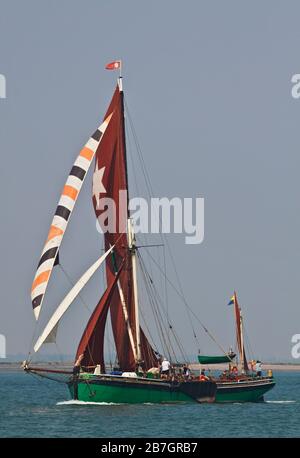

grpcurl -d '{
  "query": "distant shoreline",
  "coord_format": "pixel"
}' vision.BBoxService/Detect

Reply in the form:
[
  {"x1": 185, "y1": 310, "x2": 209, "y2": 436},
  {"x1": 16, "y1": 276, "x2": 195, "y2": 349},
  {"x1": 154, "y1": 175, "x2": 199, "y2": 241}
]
[
  {"x1": 1, "y1": 361, "x2": 300, "y2": 372},
  {"x1": 190, "y1": 363, "x2": 300, "y2": 372}
]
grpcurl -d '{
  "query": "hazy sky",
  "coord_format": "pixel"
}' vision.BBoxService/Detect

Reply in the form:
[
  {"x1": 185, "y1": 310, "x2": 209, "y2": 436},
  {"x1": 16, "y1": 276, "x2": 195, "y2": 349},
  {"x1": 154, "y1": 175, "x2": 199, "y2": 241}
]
[{"x1": 1, "y1": 1, "x2": 300, "y2": 362}]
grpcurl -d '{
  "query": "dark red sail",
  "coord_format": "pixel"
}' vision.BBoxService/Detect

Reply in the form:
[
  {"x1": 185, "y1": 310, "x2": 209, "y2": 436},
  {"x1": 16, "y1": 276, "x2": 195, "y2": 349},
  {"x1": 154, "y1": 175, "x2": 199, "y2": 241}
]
[
  {"x1": 75, "y1": 262, "x2": 124, "y2": 372},
  {"x1": 234, "y1": 292, "x2": 249, "y2": 372},
  {"x1": 140, "y1": 328, "x2": 159, "y2": 369},
  {"x1": 92, "y1": 82, "x2": 157, "y2": 371}
]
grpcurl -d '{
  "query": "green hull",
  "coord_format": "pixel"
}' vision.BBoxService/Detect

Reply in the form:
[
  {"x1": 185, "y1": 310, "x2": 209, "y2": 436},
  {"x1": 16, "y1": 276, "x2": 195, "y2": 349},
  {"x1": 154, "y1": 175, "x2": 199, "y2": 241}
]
[
  {"x1": 198, "y1": 354, "x2": 235, "y2": 364},
  {"x1": 215, "y1": 377, "x2": 276, "y2": 403},
  {"x1": 68, "y1": 374, "x2": 216, "y2": 404}
]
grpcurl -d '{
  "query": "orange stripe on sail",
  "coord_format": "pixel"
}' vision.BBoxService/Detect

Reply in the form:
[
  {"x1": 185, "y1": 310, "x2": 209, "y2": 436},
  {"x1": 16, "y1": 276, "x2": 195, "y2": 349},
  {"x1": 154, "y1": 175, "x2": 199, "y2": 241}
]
[
  {"x1": 62, "y1": 185, "x2": 78, "y2": 200},
  {"x1": 79, "y1": 147, "x2": 94, "y2": 161},
  {"x1": 46, "y1": 225, "x2": 64, "y2": 243},
  {"x1": 31, "y1": 270, "x2": 51, "y2": 293}
]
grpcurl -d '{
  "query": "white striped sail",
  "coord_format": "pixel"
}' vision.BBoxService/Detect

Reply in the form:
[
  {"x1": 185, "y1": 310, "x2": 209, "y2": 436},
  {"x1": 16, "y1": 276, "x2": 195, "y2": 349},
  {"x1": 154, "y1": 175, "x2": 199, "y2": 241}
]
[{"x1": 31, "y1": 112, "x2": 113, "y2": 320}]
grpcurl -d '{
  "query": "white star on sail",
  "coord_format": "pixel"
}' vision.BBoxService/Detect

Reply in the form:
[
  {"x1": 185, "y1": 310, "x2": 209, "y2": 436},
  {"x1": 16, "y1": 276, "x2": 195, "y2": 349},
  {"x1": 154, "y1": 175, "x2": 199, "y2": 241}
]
[{"x1": 92, "y1": 163, "x2": 106, "y2": 209}]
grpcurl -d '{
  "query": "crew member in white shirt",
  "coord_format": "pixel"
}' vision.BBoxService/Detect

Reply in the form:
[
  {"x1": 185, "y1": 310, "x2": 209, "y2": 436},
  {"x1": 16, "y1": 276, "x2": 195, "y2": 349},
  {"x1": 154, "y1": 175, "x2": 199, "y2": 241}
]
[
  {"x1": 255, "y1": 360, "x2": 262, "y2": 377},
  {"x1": 160, "y1": 357, "x2": 171, "y2": 377}
]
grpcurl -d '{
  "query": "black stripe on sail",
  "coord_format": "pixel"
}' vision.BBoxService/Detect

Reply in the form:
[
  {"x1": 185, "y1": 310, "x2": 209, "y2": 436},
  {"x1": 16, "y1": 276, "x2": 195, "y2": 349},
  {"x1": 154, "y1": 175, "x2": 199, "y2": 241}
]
[
  {"x1": 37, "y1": 247, "x2": 58, "y2": 268},
  {"x1": 54, "y1": 251, "x2": 60, "y2": 266},
  {"x1": 70, "y1": 165, "x2": 86, "y2": 181},
  {"x1": 91, "y1": 129, "x2": 102, "y2": 141},
  {"x1": 55, "y1": 205, "x2": 71, "y2": 221},
  {"x1": 32, "y1": 294, "x2": 43, "y2": 309}
]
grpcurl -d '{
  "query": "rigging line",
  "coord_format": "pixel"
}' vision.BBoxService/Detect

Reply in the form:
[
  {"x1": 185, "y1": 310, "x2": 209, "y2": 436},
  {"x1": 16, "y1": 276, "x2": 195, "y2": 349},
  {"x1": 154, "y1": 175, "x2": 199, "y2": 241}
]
[
  {"x1": 163, "y1": 245, "x2": 169, "y2": 348},
  {"x1": 138, "y1": 249, "x2": 191, "y2": 362},
  {"x1": 126, "y1": 116, "x2": 157, "y2": 291},
  {"x1": 124, "y1": 98, "x2": 201, "y2": 346},
  {"x1": 132, "y1": 259, "x2": 159, "y2": 352},
  {"x1": 138, "y1": 253, "x2": 173, "y2": 360},
  {"x1": 100, "y1": 239, "x2": 113, "y2": 366},
  {"x1": 138, "y1": 270, "x2": 171, "y2": 359},
  {"x1": 27, "y1": 266, "x2": 66, "y2": 362},
  {"x1": 124, "y1": 98, "x2": 159, "y2": 273},
  {"x1": 105, "y1": 314, "x2": 113, "y2": 368},
  {"x1": 125, "y1": 98, "x2": 193, "y2": 361},
  {"x1": 138, "y1": 251, "x2": 183, "y2": 363},
  {"x1": 27, "y1": 370, "x2": 51, "y2": 385},
  {"x1": 82, "y1": 378, "x2": 97, "y2": 398},
  {"x1": 79, "y1": 240, "x2": 124, "y2": 368},
  {"x1": 157, "y1": 246, "x2": 165, "y2": 326},
  {"x1": 138, "y1": 305, "x2": 159, "y2": 354},
  {"x1": 138, "y1": 250, "x2": 174, "y2": 357},
  {"x1": 104, "y1": 314, "x2": 117, "y2": 369},
  {"x1": 125, "y1": 97, "x2": 229, "y2": 360},
  {"x1": 125, "y1": 116, "x2": 151, "y2": 256},
  {"x1": 58, "y1": 264, "x2": 92, "y2": 314},
  {"x1": 148, "y1": 247, "x2": 165, "y2": 348},
  {"x1": 125, "y1": 118, "x2": 142, "y2": 210},
  {"x1": 143, "y1": 275, "x2": 172, "y2": 360},
  {"x1": 100, "y1": 240, "x2": 115, "y2": 367},
  {"x1": 143, "y1": 246, "x2": 229, "y2": 356},
  {"x1": 138, "y1": 250, "x2": 186, "y2": 363},
  {"x1": 28, "y1": 278, "x2": 65, "y2": 362},
  {"x1": 243, "y1": 323, "x2": 254, "y2": 361},
  {"x1": 58, "y1": 266, "x2": 95, "y2": 367},
  {"x1": 58, "y1": 269, "x2": 97, "y2": 381},
  {"x1": 171, "y1": 328, "x2": 190, "y2": 364},
  {"x1": 26, "y1": 319, "x2": 40, "y2": 363}
]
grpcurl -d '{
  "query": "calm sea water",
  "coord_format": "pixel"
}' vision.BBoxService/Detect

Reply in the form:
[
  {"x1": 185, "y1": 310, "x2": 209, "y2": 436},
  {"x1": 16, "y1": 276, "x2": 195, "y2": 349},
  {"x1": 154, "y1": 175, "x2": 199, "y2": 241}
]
[{"x1": 0, "y1": 371, "x2": 299, "y2": 438}]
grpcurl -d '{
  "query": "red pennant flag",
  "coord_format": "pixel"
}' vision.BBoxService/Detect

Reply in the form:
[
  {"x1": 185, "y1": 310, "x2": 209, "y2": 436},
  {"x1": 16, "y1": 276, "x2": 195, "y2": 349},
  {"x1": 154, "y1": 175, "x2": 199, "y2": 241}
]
[{"x1": 105, "y1": 61, "x2": 121, "y2": 70}]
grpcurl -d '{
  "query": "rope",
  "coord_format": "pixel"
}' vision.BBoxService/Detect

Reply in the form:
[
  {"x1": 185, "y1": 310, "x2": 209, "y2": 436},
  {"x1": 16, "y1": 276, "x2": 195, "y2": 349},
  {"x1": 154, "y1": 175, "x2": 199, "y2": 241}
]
[
  {"x1": 124, "y1": 98, "x2": 207, "y2": 353},
  {"x1": 138, "y1": 252, "x2": 174, "y2": 360},
  {"x1": 59, "y1": 264, "x2": 92, "y2": 314},
  {"x1": 138, "y1": 250, "x2": 188, "y2": 363},
  {"x1": 143, "y1": 246, "x2": 229, "y2": 356}
]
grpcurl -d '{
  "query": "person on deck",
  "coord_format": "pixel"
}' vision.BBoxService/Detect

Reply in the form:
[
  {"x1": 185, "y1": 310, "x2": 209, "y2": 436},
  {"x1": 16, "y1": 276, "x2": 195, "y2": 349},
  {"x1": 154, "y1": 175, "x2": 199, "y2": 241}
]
[
  {"x1": 199, "y1": 369, "x2": 209, "y2": 381},
  {"x1": 73, "y1": 353, "x2": 84, "y2": 376},
  {"x1": 220, "y1": 369, "x2": 228, "y2": 379},
  {"x1": 160, "y1": 357, "x2": 171, "y2": 377},
  {"x1": 255, "y1": 360, "x2": 262, "y2": 377},
  {"x1": 229, "y1": 365, "x2": 238, "y2": 379},
  {"x1": 72, "y1": 353, "x2": 84, "y2": 401},
  {"x1": 183, "y1": 365, "x2": 190, "y2": 379}
]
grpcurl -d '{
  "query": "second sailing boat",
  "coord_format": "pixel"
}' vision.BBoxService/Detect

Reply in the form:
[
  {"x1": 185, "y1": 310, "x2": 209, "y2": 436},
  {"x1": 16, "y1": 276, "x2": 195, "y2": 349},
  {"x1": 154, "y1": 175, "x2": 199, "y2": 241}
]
[{"x1": 198, "y1": 292, "x2": 275, "y2": 402}]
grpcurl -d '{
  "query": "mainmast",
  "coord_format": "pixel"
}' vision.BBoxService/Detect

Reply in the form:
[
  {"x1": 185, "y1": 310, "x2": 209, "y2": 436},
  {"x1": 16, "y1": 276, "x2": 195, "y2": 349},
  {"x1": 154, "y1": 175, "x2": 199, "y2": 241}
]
[
  {"x1": 239, "y1": 310, "x2": 245, "y2": 373},
  {"x1": 119, "y1": 72, "x2": 142, "y2": 365},
  {"x1": 233, "y1": 292, "x2": 248, "y2": 373},
  {"x1": 118, "y1": 72, "x2": 129, "y2": 216},
  {"x1": 128, "y1": 218, "x2": 142, "y2": 363}
]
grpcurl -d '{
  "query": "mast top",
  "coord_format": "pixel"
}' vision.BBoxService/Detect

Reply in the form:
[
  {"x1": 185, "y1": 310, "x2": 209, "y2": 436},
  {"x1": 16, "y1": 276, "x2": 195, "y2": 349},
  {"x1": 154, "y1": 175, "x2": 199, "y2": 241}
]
[
  {"x1": 118, "y1": 76, "x2": 123, "y2": 92},
  {"x1": 105, "y1": 60, "x2": 123, "y2": 92}
]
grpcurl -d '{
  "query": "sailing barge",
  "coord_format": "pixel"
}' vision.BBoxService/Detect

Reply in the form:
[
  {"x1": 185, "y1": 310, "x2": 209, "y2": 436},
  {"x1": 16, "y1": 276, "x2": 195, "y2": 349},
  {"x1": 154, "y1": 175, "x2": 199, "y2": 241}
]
[
  {"x1": 198, "y1": 292, "x2": 275, "y2": 402},
  {"x1": 25, "y1": 63, "x2": 216, "y2": 404}
]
